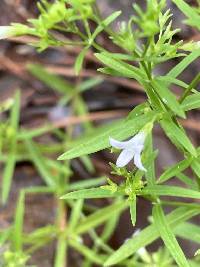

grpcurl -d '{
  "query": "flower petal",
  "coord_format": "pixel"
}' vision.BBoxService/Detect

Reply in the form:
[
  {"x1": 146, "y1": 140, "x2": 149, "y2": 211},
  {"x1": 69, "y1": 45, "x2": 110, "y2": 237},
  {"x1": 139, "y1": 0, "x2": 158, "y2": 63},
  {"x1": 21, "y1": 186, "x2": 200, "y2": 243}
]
[
  {"x1": 134, "y1": 153, "x2": 146, "y2": 172},
  {"x1": 109, "y1": 137, "x2": 127, "y2": 149},
  {"x1": 116, "y1": 149, "x2": 134, "y2": 167},
  {"x1": 129, "y1": 131, "x2": 146, "y2": 147}
]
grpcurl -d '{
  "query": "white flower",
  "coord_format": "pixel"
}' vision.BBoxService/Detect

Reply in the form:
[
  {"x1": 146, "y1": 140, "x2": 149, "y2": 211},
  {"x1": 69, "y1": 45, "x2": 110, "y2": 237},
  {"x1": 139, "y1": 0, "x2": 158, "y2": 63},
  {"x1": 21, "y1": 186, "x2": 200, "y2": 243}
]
[
  {"x1": 0, "y1": 26, "x2": 15, "y2": 40},
  {"x1": 109, "y1": 131, "x2": 146, "y2": 171}
]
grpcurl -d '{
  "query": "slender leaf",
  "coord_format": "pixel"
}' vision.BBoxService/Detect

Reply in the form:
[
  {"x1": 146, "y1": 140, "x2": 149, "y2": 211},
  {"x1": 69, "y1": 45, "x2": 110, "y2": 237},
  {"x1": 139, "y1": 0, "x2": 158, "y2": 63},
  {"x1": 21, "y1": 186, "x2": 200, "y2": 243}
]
[
  {"x1": 141, "y1": 185, "x2": 200, "y2": 199},
  {"x1": 2, "y1": 90, "x2": 20, "y2": 204},
  {"x1": 91, "y1": 11, "x2": 121, "y2": 42},
  {"x1": 172, "y1": 0, "x2": 200, "y2": 30},
  {"x1": 158, "y1": 157, "x2": 192, "y2": 184},
  {"x1": 175, "y1": 222, "x2": 200, "y2": 244},
  {"x1": 167, "y1": 48, "x2": 200, "y2": 79},
  {"x1": 68, "y1": 176, "x2": 106, "y2": 191},
  {"x1": 161, "y1": 117, "x2": 197, "y2": 157},
  {"x1": 61, "y1": 188, "x2": 123, "y2": 199},
  {"x1": 153, "y1": 79, "x2": 185, "y2": 118},
  {"x1": 129, "y1": 197, "x2": 136, "y2": 226},
  {"x1": 181, "y1": 93, "x2": 200, "y2": 111},
  {"x1": 95, "y1": 52, "x2": 146, "y2": 82},
  {"x1": 75, "y1": 200, "x2": 128, "y2": 235},
  {"x1": 153, "y1": 204, "x2": 189, "y2": 267},
  {"x1": 13, "y1": 190, "x2": 25, "y2": 251},
  {"x1": 69, "y1": 239, "x2": 104, "y2": 265},
  {"x1": 25, "y1": 140, "x2": 56, "y2": 187},
  {"x1": 104, "y1": 207, "x2": 200, "y2": 266},
  {"x1": 27, "y1": 63, "x2": 73, "y2": 94},
  {"x1": 75, "y1": 46, "x2": 89, "y2": 75}
]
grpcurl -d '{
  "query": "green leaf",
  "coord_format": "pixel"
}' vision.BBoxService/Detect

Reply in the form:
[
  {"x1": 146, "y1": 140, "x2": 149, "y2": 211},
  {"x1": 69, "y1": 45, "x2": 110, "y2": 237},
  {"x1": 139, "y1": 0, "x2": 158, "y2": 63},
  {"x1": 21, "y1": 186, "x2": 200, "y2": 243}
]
[
  {"x1": 68, "y1": 176, "x2": 106, "y2": 191},
  {"x1": 2, "y1": 90, "x2": 20, "y2": 204},
  {"x1": 60, "y1": 188, "x2": 123, "y2": 199},
  {"x1": 75, "y1": 201, "x2": 128, "y2": 235},
  {"x1": 191, "y1": 159, "x2": 200, "y2": 180},
  {"x1": 129, "y1": 197, "x2": 136, "y2": 226},
  {"x1": 161, "y1": 117, "x2": 197, "y2": 157},
  {"x1": 91, "y1": 11, "x2": 121, "y2": 42},
  {"x1": 69, "y1": 199, "x2": 83, "y2": 232},
  {"x1": 153, "y1": 204, "x2": 190, "y2": 267},
  {"x1": 25, "y1": 140, "x2": 56, "y2": 187},
  {"x1": 27, "y1": 63, "x2": 73, "y2": 94},
  {"x1": 101, "y1": 214, "x2": 120, "y2": 242},
  {"x1": 172, "y1": 0, "x2": 200, "y2": 30},
  {"x1": 144, "y1": 132, "x2": 157, "y2": 186},
  {"x1": 0, "y1": 229, "x2": 11, "y2": 246},
  {"x1": 75, "y1": 46, "x2": 89, "y2": 75},
  {"x1": 58, "y1": 111, "x2": 156, "y2": 160},
  {"x1": 69, "y1": 239, "x2": 104, "y2": 265},
  {"x1": 167, "y1": 48, "x2": 200, "y2": 79},
  {"x1": 104, "y1": 207, "x2": 200, "y2": 266},
  {"x1": 127, "y1": 103, "x2": 148, "y2": 121},
  {"x1": 158, "y1": 157, "x2": 192, "y2": 184},
  {"x1": 177, "y1": 173, "x2": 197, "y2": 190},
  {"x1": 156, "y1": 75, "x2": 188, "y2": 89},
  {"x1": 95, "y1": 52, "x2": 146, "y2": 82},
  {"x1": 79, "y1": 77, "x2": 104, "y2": 92},
  {"x1": 13, "y1": 190, "x2": 25, "y2": 251},
  {"x1": 153, "y1": 79, "x2": 185, "y2": 118},
  {"x1": 175, "y1": 222, "x2": 200, "y2": 244},
  {"x1": 141, "y1": 185, "x2": 200, "y2": 199},
  {"x1": 181, "y1": 93, "x2": 200, "y2": 111}
]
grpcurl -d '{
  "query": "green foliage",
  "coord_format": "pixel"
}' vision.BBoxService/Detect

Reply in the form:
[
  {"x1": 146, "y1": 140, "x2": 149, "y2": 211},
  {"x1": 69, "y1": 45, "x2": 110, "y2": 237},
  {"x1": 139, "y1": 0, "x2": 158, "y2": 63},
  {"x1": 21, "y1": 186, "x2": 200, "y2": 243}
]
[{"x1": 1, "y1": 0, "x2": 200, "y2": 266}]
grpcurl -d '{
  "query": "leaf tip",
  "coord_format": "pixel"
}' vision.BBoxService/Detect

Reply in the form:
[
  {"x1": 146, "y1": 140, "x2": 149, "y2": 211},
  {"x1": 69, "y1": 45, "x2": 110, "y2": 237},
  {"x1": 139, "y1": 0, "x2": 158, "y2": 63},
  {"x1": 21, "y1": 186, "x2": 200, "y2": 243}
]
[{"x1": 57, "y1": 153, "x2": 67, "y2": 161}]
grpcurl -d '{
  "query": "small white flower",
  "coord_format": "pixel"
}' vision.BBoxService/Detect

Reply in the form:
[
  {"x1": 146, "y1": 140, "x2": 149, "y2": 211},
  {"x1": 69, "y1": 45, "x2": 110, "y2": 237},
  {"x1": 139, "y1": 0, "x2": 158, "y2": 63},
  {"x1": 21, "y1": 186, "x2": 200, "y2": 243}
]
[
  {"x1": 0, "y1": 26, "x2": 14, "y2": 40},
  {"x1": 109, "y1": 131, "x2": 146, "y2": 171}
]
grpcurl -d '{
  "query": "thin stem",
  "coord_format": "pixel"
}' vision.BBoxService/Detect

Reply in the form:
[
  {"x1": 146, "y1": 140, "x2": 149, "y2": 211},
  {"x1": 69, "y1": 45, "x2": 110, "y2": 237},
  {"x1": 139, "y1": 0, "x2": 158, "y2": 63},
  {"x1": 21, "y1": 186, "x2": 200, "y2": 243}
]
[{"x1": 179, "y1": 73, "x2": 200, "y2": 103}]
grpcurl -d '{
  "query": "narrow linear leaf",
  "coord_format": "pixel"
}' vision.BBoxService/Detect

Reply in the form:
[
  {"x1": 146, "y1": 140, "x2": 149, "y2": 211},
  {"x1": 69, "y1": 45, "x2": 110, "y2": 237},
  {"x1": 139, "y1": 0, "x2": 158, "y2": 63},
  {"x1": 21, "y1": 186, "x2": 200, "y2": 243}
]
[
  {"x1": 161, "y1": 117, "x2": 197, "y2": 157},
  {"x1": 104, "y1": 207, "x2": 200, "y2": 266},
  {"x1": 2, "y1": 90, "x2": 20, "y2": 204},
  {"x1": 153, "y1": 204, "x2": 190, "y2": 267},
  {"x1": 191, "y1": 159, "x2": 200, "y2": 180},
  {"x1": 167, "y1": 48, "x2": 200, "y2": 79},
  {"x1": 95, "y1": 52, "x2": 146, "y2": 82},
  {"x1": 153, "y1": 80, "x2": 185, "y2": 118},
  {"x1": 172, "y1": 0, "x2": 200, "y2": 30},
  {"x1": 177, "y1": 173, "x2": 197, "y2": 190},
  {"x1": 0, "y1": 229, "x2": 11, "y2": 246},
  {"x1": 181, "y1": 93, "x2": 200, "y2": 111},
  {"x1": 158, "y1": 157, "x2": 192, "y2": 184},
  {"x1": 27, "y1": 63, "x2": 73, "y2": 94},
  {"x1": 25, "y1": 140, "x2": 56, "y2": 187},
  {"x1": 60, "y1": 188, "x2": 123, "y2": 200},
  {"x1": 75, "y1": 46, "x2": 89, "y2": 75},
  {"x1": 69, "y1": 199, "x2": 83, "y2": 232},
  {"x1": 13, "y1": 190, "x2": 25, "y2": 251},
  {"x1": 68, "y1": 176, "x2": 106, "y2": 191},
  {"x1": 129, "y1": 197, "x2": 136, "y2": 227},
  {"x1": 75, "y1": 201, "x2": 128, "y2": 235},
  {"x1": 91, "y1": 11, "x2": 121, "y2": 42},
  {"x1": 141, "y1": 185, "x2": 200, "y2": 199},
  {"x1": 69, "y1": 239, "x2": 104, "y2": 265},
  {"x1": 175, "y1": 222, "x2": 200, "y2": 244}
]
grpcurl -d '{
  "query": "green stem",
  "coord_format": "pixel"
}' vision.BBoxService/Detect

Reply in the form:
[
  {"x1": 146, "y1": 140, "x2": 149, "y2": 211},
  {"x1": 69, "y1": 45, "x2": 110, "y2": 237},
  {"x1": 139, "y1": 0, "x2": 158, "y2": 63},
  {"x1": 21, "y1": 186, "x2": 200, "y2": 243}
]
[{"x1": 179, "y1": 73, "x2": 200, "y2": 103}]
